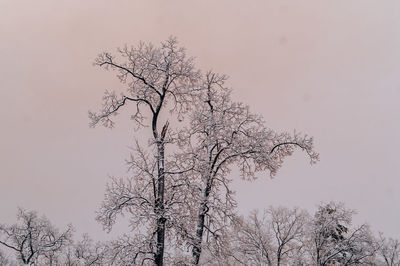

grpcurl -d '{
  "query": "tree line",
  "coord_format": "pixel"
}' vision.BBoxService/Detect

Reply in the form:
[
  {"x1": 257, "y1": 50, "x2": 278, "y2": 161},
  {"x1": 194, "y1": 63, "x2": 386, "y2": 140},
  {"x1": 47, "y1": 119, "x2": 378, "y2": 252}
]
[
  {"x1": 1, "y1": 203, "x2": 399, "y2": 265},
  {"x1": 0, "y1": 38, "x2": 394, "y2": 265}
]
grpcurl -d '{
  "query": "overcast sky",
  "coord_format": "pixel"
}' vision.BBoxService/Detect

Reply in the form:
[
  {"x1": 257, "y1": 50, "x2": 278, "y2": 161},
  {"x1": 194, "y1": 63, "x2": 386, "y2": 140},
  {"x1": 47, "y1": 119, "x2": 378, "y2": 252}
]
[{"x1": 1, "y1": 0, "x2": 400, "y2": 241}]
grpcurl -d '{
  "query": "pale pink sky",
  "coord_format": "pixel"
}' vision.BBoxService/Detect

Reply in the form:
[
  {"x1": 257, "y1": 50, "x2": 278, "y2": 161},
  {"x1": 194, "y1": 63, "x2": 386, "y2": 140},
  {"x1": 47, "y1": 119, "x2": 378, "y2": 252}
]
[{"x1": 1, "y1": 1, "x2": 400, "y2": 240}]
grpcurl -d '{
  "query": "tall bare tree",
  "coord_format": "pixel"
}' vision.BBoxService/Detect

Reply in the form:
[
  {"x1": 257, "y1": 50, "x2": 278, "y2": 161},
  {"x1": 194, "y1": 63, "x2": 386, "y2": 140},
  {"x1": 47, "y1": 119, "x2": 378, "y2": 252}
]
[
  {"x1": 90, "y1": 39, "x2": 318, "y2": 265},
  {"x1": 90, "y1": 37, "x2": 200, "y2": 265},
  {"x1": 0, "y1": 208, "x2": 72, "y2": 265},
  {"x1": 176, "y1": 72, "x2": 318, "y2": 264}
]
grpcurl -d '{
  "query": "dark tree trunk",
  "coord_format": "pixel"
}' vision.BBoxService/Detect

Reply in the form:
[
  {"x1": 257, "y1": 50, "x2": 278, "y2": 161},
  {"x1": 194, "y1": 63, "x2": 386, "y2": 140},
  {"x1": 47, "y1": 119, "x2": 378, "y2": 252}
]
[
  {"x1": 192, "y1": 176, "x2": 212, "y2": 264},
  {"x1": 154, "y1": 122, "x2": 168, "y2": 266}
]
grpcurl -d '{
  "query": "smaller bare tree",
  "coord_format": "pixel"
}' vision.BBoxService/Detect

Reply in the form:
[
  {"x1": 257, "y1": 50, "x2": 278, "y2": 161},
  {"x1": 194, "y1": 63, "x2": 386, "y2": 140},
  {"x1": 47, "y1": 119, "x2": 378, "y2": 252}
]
[
  {"x1": 230, "y1": 206, "x2": 310, "y2": 266},
  {"x1": 46, "y1": 234, "x2": 109, "y2": 266},
  {"x1": 0, "y1": 208, "x2": 73, "y2": 265},
  {"x1": 73, "y1": 234, "x2": 108, "y2": 266},
  {"x1": 377, "y1": 234, "x2": 400, "y2": 266},
  {"x1": 308, "y1": 202, "x2": 378, "y2": 266}
]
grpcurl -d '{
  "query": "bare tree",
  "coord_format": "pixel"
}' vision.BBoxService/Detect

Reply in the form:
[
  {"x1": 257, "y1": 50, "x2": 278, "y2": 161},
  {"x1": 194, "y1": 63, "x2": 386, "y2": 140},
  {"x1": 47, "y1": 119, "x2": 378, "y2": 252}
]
[
  {"x1": 89, "y1": 39, "x2": 318, "y2": 265},
  {"x1": 90, "y1": 37, "x2": 200, "y2": 265},
  {"x1": 71, "y1": 234, "x2": 108, "y2": 266},
  {"x1": 47, "y1": 234, "x2": 108, "y2": 266},
  {"x1": 229, "y1": 207, "x2": 310, "y2": 266},
  {"x1": 0, "y1": 208, "x2": 73, "y2": 265},
  {"x1": 268, "y1": 207, "x2": 310, "y2": 265},
  {"x1": 176, "y1": 72, "x2": 318, "y2": 264},
  {"x1": 376, "y1": 234, "x2": 400, "y2": 266},
  {"x1": 37, "y1": 233, "x2": 108, "y2": 266},
  {"x1": 308, "y1": 202, "x2": 378, "y2": 265}
]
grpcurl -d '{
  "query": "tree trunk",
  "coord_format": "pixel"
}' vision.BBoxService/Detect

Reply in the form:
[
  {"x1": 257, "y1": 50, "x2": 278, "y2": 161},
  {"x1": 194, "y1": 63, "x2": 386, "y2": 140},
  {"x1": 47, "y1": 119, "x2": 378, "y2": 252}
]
[
  {"x1": 192, "y1": 90, "x2": 215, "y2": 265},
  {"x1": 155, "y1": 141, "x2": 166, "y2": 266},
  {"x1": 154, "y1": 121, "x2": 169, "y2": 266},
  {"x1": 192, "y1": 176, "x2": 212, "y2": 264}
]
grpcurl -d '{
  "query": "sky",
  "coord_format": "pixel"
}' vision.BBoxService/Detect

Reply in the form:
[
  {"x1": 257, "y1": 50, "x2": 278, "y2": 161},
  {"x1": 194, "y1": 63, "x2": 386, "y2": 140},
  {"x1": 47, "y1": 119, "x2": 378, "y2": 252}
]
[{"x1": 1, "y1": 0, "x2": 400, "y2": 241}]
